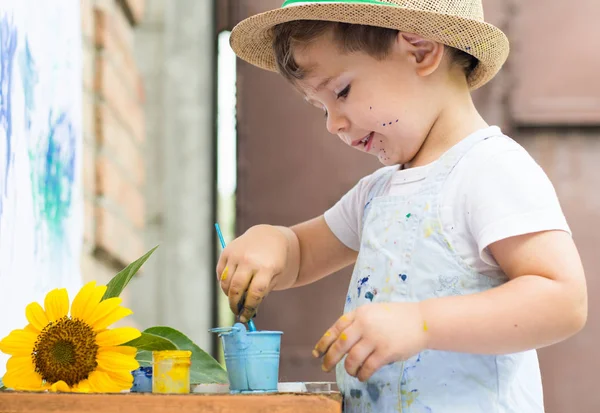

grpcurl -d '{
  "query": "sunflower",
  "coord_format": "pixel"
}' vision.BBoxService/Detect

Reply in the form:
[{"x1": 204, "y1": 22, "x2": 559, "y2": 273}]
[{"x1": 0, "y1": 281, "x2": 141, "y2": 393}]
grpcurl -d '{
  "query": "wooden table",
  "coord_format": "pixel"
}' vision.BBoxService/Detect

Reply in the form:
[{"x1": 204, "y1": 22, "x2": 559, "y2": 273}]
[{"x1": 0, "y1": 392, "x2": 343, "y2": 413}]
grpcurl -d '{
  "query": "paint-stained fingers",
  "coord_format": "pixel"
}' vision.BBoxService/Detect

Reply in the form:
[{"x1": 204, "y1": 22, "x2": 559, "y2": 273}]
[
  {"x1": 216, "y1": 254, "x2": 229, "y2": 281},
  {"x1": 356, "y1": 351, "x2": 386, "y2": 382},
  {"x1": 313, "y1": 312, "x2": 355, "y2": 359},
  {"x1": 239, "y1": 269, "x2": 272, "y2": 323},
  {"x1": 227, "y1": 267, "x2": 253, "y2": 316},
  {"x1": 343, "y1": 339, "x2": 376, "y2": 378},
  {"x1": 321, "y1": 324, "x2": 363, "y2": 372},
  {"x1": 219, "y1": 263, "x2": 236, "y2": 295}
]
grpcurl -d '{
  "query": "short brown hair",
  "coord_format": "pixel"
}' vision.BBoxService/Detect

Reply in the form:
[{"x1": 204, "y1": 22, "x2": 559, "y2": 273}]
[{"x1": 272, "y1": 21, "x2": 478, "y2": 83}]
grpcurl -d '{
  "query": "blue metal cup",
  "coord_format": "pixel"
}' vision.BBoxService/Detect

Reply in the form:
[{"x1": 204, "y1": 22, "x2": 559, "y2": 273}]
[{"x1": 212, "y1": 323, "x2": 283, "y2": 393}]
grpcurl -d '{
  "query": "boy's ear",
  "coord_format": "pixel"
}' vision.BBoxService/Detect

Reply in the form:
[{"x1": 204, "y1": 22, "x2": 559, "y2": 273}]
[{"x1": 398, "y1": 32, "x2": 444, "y2": 77}]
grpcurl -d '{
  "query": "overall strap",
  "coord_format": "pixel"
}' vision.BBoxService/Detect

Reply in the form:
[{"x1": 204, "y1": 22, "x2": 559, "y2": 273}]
[{"x1": 361, "y1": 167, "x2": 396, "y2": 231}]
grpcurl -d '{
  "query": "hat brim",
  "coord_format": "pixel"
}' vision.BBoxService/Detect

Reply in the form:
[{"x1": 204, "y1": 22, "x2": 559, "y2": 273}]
[{"x1": 230, "y1": 3, "x2": 509, "y2": 90}]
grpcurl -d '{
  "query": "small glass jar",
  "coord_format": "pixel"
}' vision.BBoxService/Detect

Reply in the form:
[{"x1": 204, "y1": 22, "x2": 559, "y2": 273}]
[
  {"x1": 152, "y1": 350, "x2": 192, "y2": 394},
  {"x1": 131, "y1": 366, "x2": 153, "y2": 393}
]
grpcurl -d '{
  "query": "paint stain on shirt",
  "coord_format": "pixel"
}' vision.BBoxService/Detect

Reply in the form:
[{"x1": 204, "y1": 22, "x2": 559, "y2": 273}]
[
  {"x1": 424, "y1": 225, "x2": 433, "y2": 237},
  {"x1": 366, "y1": 382, "x2": 381, "y2": 402},
  {"x1": 350, "y1": 388, "x2": 363, "y2": 399}
]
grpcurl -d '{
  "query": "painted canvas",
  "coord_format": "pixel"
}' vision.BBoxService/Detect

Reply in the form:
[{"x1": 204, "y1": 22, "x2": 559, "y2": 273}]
[{"x1": 0, "y1": 0, "x2": 83, "y2": 375}]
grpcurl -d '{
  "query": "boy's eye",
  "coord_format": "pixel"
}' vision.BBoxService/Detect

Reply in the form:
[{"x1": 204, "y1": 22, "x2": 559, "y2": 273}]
[{"x1": 337, "y1": 85, "x2": 351, "y2": 99}]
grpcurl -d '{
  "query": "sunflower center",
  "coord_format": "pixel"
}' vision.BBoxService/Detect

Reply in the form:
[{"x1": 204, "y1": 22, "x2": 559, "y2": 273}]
[{"x1": 32, "y1": 316, "x2": 99, "y2": 386}]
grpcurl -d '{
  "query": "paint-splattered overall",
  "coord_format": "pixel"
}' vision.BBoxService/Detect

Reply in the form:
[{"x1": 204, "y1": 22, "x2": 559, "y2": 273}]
[{"x1": 336, "y1": 132, "x2": 544, "y2": 412}]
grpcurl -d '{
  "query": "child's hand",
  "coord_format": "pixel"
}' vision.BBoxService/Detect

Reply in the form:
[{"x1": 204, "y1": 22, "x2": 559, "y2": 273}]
[
  {"x1": 216, "y1": 225, "x2": 289, "y2": 322},
  {"x1": 313, "y1": 302, "x2": 428, "y2": 382}
]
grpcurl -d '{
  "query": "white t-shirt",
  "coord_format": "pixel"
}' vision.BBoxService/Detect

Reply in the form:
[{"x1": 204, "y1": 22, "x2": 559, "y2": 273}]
[{"x1": 324, "y1": 126, "x2": 571, "y2": 278}]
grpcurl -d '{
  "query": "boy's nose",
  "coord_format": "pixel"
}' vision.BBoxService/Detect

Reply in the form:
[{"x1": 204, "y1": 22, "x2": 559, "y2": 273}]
[{"x1": 326, "y1": 110, "x2": 350, "y2": 135}]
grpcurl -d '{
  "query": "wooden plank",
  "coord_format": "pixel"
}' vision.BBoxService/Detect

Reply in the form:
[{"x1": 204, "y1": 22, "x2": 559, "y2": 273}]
[{"x1": 0, "y1": 392, "x2": 342, "y2": 413}]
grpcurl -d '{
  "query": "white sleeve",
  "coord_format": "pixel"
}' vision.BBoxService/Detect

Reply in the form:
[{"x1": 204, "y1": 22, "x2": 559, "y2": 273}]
[
  {"x1": 465, "y1": 145, "x2": 571, "y2": 266},
  {"x1": 323, "y1": 173, "x2": 376, "y2": 251}
]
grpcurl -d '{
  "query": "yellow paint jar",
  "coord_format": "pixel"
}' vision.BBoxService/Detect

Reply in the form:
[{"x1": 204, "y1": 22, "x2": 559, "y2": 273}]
[{"x1": 152, "y1": 350, "x2": 192, "y2": 394}]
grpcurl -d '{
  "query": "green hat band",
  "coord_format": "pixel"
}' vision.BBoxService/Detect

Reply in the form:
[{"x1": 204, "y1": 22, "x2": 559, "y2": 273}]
[{"x1": 283, "y1": 0, "x2": 392, "y2": 8}]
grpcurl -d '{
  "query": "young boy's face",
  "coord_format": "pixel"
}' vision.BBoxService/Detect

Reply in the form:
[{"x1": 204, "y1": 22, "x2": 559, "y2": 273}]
[{"x1": 294, "y1": 30, "x2": 442, "y2": 166}]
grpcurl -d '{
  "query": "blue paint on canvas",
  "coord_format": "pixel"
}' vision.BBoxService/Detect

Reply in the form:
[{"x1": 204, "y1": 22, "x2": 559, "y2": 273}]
[
  {"x1": 0, "y1": 16, "x2": 17, "y2": 216},
  {"x1": 0, "y1": 1, "x2": 83, "y2": 378}
]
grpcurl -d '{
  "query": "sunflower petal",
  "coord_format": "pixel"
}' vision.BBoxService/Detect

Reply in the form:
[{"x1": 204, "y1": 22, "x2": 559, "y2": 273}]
[
  {"x1": 71, "y1": 281, "x2": 96, "y2": 320},
  {"x1": 96, "y1": 327, "x2": 141, "y2": 347},
  {"x1": 71, "y1": 282, "x2": 107, "y2": 322},
  {"x1": 97, "y1": 351, "x2": 139, "y2": 372},
  {"x1": 102, "y1": 369, "x2": 134, "y2": 390},
  {"x1": 2, "y1": 358, "x2": 44, "y2": 392},
  {"x1": 73, "y1": 379, "x2": 91, "y2": 393},
  {"x1": 44, "y1": 288, "x2": 69, "y2": 322},
  {"x1": 98, "y1": 345, "x2": 138, "y2": 357},
  {"x1": 88, "y1": 370, "x2": 123, "y2": 393},
  {"x1": 50, "y1": 380, "x2": 73, "y2": 393},
  {"x1": 6, "y1": 355, "x2": 34, "y2": 373},
  {"x1": 0, "y1": 329, "x2": 37, "y2": 356},
  {"x1": 25, "y1": 302, "x2": 50, "y2": 332},
  {"x1": 92, "y1": 307, "x2": 133, "y2": 331},
  {"x1": 24, "y1": 324, "x2": 39, "y2": 334},
  {"x1": 87, "y1": 297, "x2": 122, "y2": 325}
]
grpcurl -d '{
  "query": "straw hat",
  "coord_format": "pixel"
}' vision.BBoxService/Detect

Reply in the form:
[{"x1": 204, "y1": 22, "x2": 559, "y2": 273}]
[{"x1": 230, "y1": 0, "x2": 509, "y2": 90}]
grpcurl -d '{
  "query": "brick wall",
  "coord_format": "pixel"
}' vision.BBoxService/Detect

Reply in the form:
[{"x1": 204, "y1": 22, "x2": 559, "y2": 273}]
[{"x1": 80, "y1": 0, "x2": 146, "y2": 306}]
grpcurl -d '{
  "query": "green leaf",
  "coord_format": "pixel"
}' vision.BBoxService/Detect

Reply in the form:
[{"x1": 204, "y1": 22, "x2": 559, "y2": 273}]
[
  {"x1": 0, "y1": 376, "x2": 5, "y2": 391},
  {"x1": 136, "y1": 350, "x2": 152, "y2": 367},
  {"x1": 134, "y1": 326, "x2": 228, "y2": 385},
  {"x1": 102, "y1": 246, "x2": 159, "y2": 300},
  {"x1": 123, "y1": 332, "x2": 178, "y2": 352}
]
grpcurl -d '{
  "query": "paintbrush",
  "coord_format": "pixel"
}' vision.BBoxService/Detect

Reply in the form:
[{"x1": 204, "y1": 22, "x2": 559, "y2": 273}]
[{"x1": 215, "y1": 223, "x2": 257, "y2": 332}]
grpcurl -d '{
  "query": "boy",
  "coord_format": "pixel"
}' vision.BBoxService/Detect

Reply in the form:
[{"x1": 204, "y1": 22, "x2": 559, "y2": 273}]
[{"x1": 217, "y1": 0, "x2": 587, "y2": 411}]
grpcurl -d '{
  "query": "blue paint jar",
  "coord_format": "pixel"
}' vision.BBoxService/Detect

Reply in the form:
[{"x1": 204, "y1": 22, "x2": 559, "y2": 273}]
[
  {"x1": 131, "y1": 366, "x2": 153, "y2": 393},
  {"x1": 211, "y1": 323, "x2": 283, "y2": 394}
]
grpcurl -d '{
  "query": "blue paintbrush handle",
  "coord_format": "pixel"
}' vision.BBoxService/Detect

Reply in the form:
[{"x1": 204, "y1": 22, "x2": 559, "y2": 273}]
[{"x1": 215, "y1": 223, "x2": 257, "y2": 332}]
